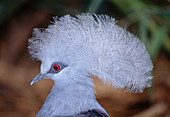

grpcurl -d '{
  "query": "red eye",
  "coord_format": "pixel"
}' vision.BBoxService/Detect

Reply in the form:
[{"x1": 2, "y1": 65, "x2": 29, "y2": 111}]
[{"x1": 53, "y1": 64, "x2": 60, "y2": 71}]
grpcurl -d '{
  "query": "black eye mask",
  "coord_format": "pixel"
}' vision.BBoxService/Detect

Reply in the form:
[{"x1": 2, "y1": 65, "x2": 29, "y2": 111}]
[{"x1": 48, "y1": 62, "x2": 68, "y2": 74}]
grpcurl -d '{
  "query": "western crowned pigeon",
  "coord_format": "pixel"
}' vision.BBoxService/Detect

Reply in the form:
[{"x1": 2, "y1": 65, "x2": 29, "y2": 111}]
[{"x1": 28, "y1": 13, "x2": 153, "y2": 117}]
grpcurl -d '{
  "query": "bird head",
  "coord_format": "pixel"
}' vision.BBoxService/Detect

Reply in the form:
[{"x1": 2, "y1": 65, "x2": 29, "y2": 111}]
[
  {"x1": 30, "y1": 61, "x2": 68, "y2": 85},
  {"x1": 28, "y1": 14, "x2": 153, "y2": 93}
]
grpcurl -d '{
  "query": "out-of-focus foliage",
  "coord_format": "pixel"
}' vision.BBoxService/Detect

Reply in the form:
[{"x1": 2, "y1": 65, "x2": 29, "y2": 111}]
[
  {"x1": 0, "y1": 0, "x2": 25, "y2": 23},
  {"x1": 109, "y1": 0, "x2": 170, "y2": 60}
]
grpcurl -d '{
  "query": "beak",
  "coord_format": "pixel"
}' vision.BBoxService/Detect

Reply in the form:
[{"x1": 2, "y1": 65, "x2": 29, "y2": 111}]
[{"x1": 30, "y1": 73, "x2": 47, "y2": 85}]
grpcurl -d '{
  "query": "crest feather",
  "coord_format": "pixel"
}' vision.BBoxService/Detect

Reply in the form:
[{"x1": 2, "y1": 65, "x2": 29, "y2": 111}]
[{"x1": 28, "y1": 13, "x2": 153, "y2": 93}]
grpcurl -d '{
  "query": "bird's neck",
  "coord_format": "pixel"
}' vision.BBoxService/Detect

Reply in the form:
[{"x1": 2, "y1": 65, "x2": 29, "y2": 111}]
[{"x1": 36, "y1": 75, "x2": 106, "y2": 117}]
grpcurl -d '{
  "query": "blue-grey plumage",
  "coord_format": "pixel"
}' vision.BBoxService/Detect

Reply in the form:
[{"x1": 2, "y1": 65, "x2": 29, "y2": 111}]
[{"x1": 28, "y1": 13, "x2": 153, "y2": 117}]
